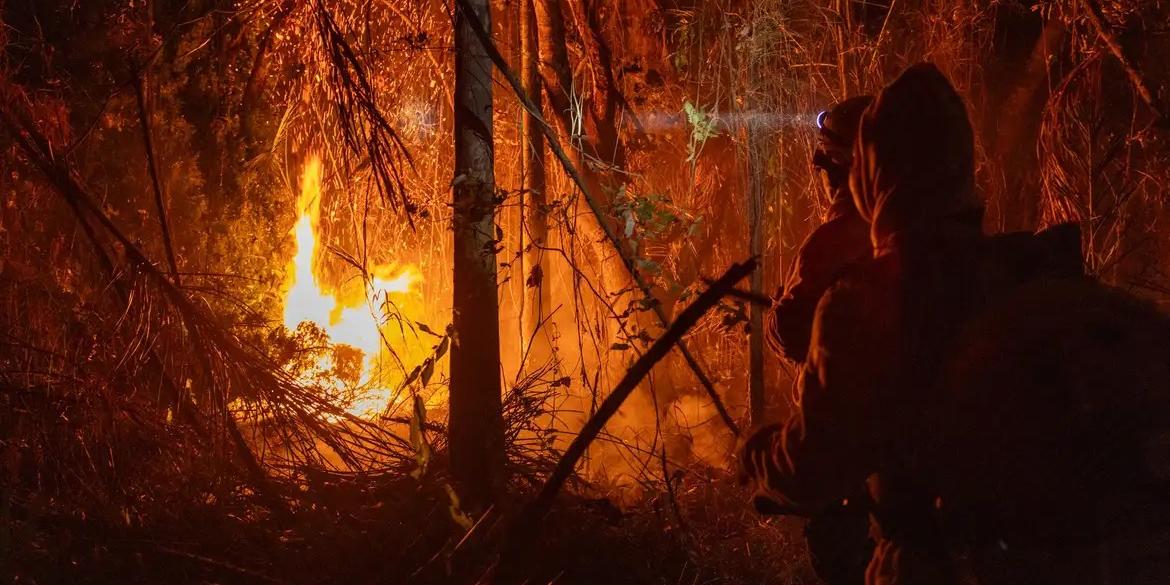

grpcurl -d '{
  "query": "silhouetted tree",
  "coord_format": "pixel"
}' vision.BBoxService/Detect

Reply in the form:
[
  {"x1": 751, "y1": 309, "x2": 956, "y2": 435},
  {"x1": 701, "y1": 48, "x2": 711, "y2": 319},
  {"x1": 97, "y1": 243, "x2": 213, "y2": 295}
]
[{"x1": 449, "y1": 0, "x2": 506, "y2": 510}]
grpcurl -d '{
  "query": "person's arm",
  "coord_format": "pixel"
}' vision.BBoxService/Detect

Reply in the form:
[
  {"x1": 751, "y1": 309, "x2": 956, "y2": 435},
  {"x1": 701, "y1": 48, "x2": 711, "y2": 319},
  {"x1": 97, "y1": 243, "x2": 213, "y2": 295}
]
[
  {"x1": 766, "y1": 214, "x2": 871, "y2": 364},
  {"x1": 765, "y1": 255, "x2": 816, "y2": 364},
  {"x1": 745, "y1": 271, "x2": 897, "y2": 514}
]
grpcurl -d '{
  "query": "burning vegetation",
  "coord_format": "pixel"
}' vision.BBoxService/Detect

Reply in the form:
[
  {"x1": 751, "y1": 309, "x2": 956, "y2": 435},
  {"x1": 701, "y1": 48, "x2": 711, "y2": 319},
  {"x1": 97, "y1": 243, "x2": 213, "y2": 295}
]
[{"x1": 2, "y1": 0, "x2": 1170, "y2": 584}]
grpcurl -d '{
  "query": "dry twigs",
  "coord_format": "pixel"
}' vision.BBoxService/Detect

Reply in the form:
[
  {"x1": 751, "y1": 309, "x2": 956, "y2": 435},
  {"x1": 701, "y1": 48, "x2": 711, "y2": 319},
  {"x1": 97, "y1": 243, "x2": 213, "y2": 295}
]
[
  {"x1": 490, "y1": 257, "x2": 758, "y2": 585},
  {"x1": 1080, "y1": 0, "x2": 1168, "y2": 124},
  {"x1": 0, "y1": 92, "x2": 418, "y2": 515},
  {"x1": 313, "y1": 0, "x2": 416, "y2": 219},
  {"x1": 452, "y1": 0, "x2": 740, "y2": 437},
  {"x1": 132, "y1": 70, "x2": 182, "y2": 286}
]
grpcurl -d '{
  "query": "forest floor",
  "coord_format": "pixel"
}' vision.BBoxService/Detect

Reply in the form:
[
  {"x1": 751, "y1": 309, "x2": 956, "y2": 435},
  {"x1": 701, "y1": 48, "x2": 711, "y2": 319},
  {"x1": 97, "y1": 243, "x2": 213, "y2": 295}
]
[{"x1": 4, "y1": 464, "x2": 816, "y2": 585}]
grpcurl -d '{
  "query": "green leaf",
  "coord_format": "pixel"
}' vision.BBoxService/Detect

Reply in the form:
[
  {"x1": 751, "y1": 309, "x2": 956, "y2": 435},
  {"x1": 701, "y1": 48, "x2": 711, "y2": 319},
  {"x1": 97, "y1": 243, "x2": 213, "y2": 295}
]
[
  {"x1": 684, "y1": 101, "x2": 720, "y2": 161},
  {"x1": 684, "y1": 101, "x2": 719, "y2": 142},
  {"x1": 636, "y1": 258, "x2": 661, "y2": 274}
]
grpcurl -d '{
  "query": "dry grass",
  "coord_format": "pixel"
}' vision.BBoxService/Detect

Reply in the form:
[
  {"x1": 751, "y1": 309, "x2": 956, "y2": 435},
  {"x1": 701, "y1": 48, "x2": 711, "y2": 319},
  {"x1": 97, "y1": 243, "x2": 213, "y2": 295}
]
[{"x1": 3, "y1": 0, "x2": 1170, "y2": 582}]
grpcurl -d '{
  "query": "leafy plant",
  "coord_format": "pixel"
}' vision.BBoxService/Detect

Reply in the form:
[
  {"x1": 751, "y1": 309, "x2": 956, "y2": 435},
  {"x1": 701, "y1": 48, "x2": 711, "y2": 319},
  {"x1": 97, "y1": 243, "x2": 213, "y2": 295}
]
[
  {"x1": 683, "y1": 101, "x2": 720, "y2": 161},
  {"x1": 612, "y1": 188, "x2": 702, "y2": 265}
]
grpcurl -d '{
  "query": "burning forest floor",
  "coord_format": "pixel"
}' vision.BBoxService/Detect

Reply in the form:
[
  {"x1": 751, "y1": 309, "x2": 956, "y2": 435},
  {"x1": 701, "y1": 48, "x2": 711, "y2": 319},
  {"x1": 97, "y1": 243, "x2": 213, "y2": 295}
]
[{"x1": 6, "y1": 461, "x2": 815, "y2": 585}]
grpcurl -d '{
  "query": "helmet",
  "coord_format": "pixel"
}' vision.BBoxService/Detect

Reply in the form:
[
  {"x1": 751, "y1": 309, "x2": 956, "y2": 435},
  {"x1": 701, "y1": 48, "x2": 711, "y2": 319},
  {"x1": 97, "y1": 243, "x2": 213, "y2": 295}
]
[
  {"x1": 813, "y1": 95, "x2": 874, "y2": 189},
  {"x1": 816, "y1": 95, "x2": 874, "y2": 151}
]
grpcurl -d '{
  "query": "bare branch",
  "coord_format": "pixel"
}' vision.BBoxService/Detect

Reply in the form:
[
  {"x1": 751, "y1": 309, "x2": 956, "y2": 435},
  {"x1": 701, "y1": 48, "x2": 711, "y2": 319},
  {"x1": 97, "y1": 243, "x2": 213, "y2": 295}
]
[
  {"x1": 452, "y1": 0, "x2": 740, "y2": 437},
  {"x1": 1081, "y1": 0, "x2": 1167, "y2": 124},
  {"x1": 132, "y1": 69, "x2": 182, "y2": 286},
  {"x1": 313, "y1": 0, "x2": 416, "y2": 221},
  {"x1": 491, "y1": 257, "x2": 757, "y2": 585}
]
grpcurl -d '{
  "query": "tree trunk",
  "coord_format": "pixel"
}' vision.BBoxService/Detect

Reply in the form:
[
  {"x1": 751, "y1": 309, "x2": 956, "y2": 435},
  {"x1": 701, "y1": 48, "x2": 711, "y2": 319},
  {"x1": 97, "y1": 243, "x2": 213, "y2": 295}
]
[
  {"x1": 532, "y1": 0, "x2": 624, "y2": 342},
  {"x1": 533, "y1": 0, "x2": 575, "y2": 138},
  {"x1": 450, "y1": 0, "x2": 505, "y2": 511},
  {"x1": 520, "y1": 0, "x2": 549, "y2": 358},
  {"x1": 991, "y1": 16, "x2": 1065, "y2": 232},
  {"x1": 533, "y1": 0, "x2": 632, "y2": 302},
  {"x1": 533, "y1": 0, "x2": 624, "y2": 171},
  {"x1": 746, "y1": 22, "x2": 766, "y2": 425},
  {"x1": 747, "y1": 125, "x2": 766, "y2": 424}
]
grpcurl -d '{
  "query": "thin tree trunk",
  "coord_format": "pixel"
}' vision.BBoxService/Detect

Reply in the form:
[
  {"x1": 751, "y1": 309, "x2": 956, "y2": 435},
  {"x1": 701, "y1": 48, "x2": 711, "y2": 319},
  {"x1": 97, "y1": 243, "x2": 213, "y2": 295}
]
[
  {"x1": 520, "y1": 0, "x2": 548, "y2": 357},
  {"x1": 450, "y1": 0, "x2": 505, "y2": 511},
  {"x1": 746, "y1": 43, "x2": 766, "y2": 426},
  {"x1": 992, "y1": 18, "x2": 1065, "y2": 232},
  {"x1": 532, "y1": 0, "x2": 627, "y2": 365},
  {"x1": 458, "y1": 0, "x2": 739, "y2": 434},
  {"x1": 746, "y1": 129, "x2": 765, "y2": 424},
  {"x1": 533, "y1": 0, "x2": 575, "y2": 140},
  {"x1": 535, "y1": 0, "x2": 627, "y2": 169}
]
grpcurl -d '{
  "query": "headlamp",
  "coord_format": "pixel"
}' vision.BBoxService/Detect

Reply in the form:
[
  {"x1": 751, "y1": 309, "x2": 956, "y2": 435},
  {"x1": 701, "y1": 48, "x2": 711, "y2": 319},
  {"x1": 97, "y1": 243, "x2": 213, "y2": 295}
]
[{"x1": 816, "y1": 110, "x2": 830, "y2": 130}]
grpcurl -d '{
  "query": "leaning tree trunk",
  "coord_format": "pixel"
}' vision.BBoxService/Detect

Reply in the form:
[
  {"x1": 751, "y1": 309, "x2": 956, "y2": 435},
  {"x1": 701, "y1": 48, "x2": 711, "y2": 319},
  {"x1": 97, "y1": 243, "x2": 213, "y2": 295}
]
[
  {"x1": 520, "y1": 0, "x2": 548, "y2": 358},
  {"x1": 450, "y1": 0, "x2": 505, "y2": 511},
  {"x1": 532, "y1": 0, "x2": 632, "y2": 322}
]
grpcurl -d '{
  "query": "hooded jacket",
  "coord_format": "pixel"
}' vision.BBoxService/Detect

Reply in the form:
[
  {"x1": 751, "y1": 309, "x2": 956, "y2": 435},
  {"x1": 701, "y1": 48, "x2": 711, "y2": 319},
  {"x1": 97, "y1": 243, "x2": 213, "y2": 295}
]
[
  {"x1": 851, "y1": 63, "x2": 983, "y2": 253},
  {"x1": 746, "y1": 62, "x2": 982, "y2": 510},
  {"x1": 743, "y1": 63, "x2": 987, "y2": 584},
  {"x1": 766, "y1": 96, "x2": 873, "y2": 365},
  {"x1": 744, "y1": 62, "x2": 1168, "y2": 585}
]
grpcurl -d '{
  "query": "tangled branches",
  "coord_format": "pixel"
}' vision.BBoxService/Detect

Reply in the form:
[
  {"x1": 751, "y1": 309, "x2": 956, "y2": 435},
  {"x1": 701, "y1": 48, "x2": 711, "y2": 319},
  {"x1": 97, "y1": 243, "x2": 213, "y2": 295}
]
[{"x1": 312, "y1": 0, "x2": 416, "y2": 221}]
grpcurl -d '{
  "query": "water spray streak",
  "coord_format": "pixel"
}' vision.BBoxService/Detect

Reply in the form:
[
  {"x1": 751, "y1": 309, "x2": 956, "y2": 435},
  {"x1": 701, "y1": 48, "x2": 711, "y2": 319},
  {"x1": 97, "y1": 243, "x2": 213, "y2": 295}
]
[{"x1": 641, "y1": 111, "x2": 820, "y2": 133}]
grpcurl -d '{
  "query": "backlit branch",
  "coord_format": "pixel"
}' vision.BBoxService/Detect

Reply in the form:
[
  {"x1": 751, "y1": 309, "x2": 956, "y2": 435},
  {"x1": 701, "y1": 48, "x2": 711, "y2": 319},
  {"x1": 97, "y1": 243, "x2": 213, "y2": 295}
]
[{"x1": 453, "y1": 0, "x2": 740, "y2": 437}]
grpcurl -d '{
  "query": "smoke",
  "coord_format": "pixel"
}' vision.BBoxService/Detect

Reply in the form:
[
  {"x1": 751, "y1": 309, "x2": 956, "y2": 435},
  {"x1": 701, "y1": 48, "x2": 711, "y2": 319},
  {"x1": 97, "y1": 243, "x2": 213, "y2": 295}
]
[
  {"x1": 663, "y1": 394, "x2": 737, "y2": 469},
  {"x1": 549, "y1": 370, "x2": 738, "y2": 507}
]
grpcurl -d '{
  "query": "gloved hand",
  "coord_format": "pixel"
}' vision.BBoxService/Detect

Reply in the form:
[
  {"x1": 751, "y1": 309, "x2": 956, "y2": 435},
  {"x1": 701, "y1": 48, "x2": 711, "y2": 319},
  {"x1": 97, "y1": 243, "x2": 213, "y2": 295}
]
[
  {"x1": 737, "y1": 422, "x2": 782, "y2": 485},
  {"x1": 737, "y1": 423, "x2": 799, "y2": 516}
]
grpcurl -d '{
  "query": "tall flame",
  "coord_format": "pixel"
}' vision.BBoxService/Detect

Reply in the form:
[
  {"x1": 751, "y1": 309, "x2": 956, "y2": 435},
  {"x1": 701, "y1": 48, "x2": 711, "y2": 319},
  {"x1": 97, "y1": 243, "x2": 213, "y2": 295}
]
[{"x1": 282, "y1": 156, "x2": 420, "y2": 418}]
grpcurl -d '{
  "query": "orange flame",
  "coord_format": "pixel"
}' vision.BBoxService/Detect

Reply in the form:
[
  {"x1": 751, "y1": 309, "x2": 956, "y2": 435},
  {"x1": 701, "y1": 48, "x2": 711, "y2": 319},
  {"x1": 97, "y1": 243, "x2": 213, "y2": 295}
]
[{"x1": 282, "y1": 156, "x2": 420, "y2": 418}]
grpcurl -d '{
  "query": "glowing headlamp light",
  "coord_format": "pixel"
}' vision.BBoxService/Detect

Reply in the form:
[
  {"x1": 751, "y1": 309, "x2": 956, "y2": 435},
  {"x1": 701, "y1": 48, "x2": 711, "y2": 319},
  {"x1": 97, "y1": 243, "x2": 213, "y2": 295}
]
[{"x1": 816, "y1": 110, "x2": 830, "y2": 129}]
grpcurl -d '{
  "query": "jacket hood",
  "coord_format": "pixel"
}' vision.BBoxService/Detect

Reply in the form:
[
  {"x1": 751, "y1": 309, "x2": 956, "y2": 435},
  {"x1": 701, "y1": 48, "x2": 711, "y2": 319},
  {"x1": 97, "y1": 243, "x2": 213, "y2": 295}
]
[{"x1": 850, "y1": 63, "x2": 982, "y2": 250}]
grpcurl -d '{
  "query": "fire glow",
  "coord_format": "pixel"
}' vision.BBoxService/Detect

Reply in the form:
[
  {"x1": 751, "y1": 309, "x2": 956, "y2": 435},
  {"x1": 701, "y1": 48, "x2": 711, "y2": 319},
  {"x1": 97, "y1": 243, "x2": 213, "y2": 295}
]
[{"x1": 282, "y1": 156, "x2": 421, "y2": 418}]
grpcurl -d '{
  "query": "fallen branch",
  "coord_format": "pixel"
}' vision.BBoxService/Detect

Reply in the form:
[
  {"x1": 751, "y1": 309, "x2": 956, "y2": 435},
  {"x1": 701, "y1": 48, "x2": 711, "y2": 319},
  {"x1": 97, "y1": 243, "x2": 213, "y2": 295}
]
[
  {"x1": 453, "y1": 0, "x2": 740, "y2": 437},
  {"x1": 702, "y1": 279, "x2": 773, "y2": 306},
  {"x1": 491, "y1": 258, "x2": 757, "y2": 584}
]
